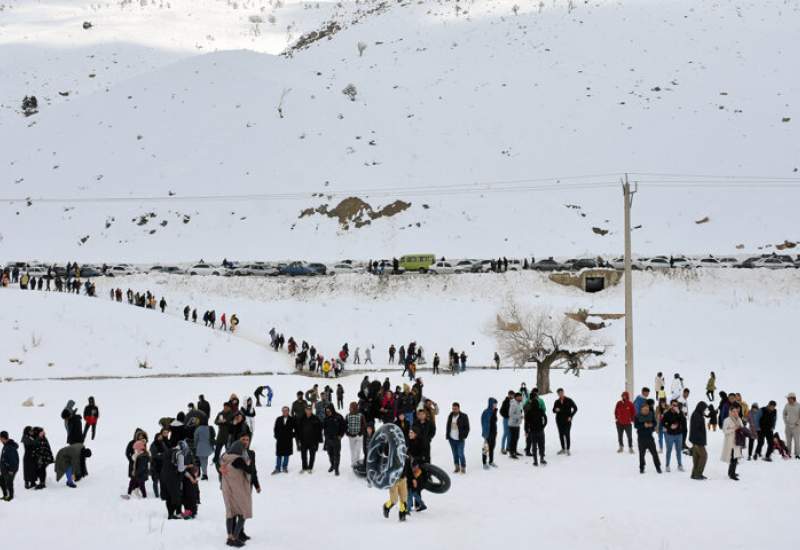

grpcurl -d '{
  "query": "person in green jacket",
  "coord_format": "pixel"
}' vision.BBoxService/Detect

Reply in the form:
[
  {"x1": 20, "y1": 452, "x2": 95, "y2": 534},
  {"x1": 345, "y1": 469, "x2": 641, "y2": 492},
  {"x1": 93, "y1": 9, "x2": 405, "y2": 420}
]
[{"x1": 55, "y1": 443, "x2": 88, "y2": 488}]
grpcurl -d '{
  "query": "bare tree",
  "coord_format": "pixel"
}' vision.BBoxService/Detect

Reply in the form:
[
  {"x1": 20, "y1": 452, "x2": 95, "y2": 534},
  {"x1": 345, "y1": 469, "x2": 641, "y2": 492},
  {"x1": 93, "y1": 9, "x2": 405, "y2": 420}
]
[{"x1": 492, "y1": 302, "x2": 607, "y2": 394}]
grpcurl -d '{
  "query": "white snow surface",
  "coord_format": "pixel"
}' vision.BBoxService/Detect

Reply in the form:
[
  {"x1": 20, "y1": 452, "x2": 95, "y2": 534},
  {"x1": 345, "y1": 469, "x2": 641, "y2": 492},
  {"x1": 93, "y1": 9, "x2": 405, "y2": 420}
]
[
  {"x1": 1, "y1": 271, "x2": 799, "y2": 548},
  {"x1": 2, "y1": 0, "x2": 800, "y2": 262}
]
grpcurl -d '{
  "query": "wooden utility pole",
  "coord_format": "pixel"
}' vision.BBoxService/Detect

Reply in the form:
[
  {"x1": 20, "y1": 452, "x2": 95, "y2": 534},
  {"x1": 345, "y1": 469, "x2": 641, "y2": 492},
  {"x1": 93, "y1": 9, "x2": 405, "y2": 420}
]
[{"x1": 622, "y1": 174, "x2": 638, "y2": 395}]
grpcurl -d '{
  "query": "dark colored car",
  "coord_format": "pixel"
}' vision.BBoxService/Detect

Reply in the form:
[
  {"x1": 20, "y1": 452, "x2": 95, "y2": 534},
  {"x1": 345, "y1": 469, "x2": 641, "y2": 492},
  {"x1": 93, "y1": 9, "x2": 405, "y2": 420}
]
[
  {"x1": 279, "y1": 262, "x2": 316, "y2": 276},
  {"x1": 533, "y1": 258, "x2": 564, "y2": 272}
]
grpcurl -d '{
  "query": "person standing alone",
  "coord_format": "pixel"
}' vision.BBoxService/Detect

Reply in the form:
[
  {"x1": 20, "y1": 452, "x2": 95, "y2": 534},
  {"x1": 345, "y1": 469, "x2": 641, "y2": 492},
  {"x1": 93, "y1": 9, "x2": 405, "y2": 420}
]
[
  {"x1": 552, "y1": 389, "x2": 578, "y2": 456},
  {"x1": 689, "y1": 402, "x2": 708, "y2": 480}
]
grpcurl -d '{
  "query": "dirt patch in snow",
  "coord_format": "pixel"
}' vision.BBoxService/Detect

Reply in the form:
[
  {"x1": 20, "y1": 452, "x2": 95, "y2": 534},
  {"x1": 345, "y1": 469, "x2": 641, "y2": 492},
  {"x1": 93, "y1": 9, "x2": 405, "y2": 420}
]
[{"x1": 299, "y1": 197, "x2": 411, "y2": 229}]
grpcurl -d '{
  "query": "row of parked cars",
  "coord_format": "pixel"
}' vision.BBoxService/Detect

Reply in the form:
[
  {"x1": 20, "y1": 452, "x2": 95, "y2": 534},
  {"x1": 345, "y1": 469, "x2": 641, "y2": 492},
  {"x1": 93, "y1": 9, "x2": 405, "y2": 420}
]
[{"x1": 6, "y1": 253, "x2": 799, "y2": 280}]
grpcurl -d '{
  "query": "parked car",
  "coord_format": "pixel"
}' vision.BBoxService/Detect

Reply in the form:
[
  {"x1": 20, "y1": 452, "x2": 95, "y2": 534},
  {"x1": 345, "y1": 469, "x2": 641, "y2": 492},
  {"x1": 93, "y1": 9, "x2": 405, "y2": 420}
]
[
  {"x1": 454, "y1": 260, "x2": 477, "y2": 273},
  {"x1": 428, "y1": 261, "x2": 457, "y2": 274},
  {"x1": 641, "y1": 257, "x2": 671, "y2": 270},
  {"x1": 470, "y1": 260, "x2": 494, "y2": 273},
  {"x1": 670, "y1": 256, "x2": 691, "y2": 268},
  {"x1": 532, "y1": 258, "x2": 565, "y2": 272},
  {"x1": 279, "y1": 262, "x2": 316, "y2": 276},
  {"x1": 329, "y1": 263, "x2": 355, "y2": 275},
  {"x1": 506, "y1": 259, "x2": 522, "y2": 271},
  {"x1": 80, "y1": 266, "x2": 103, "y2": 278},
  {"x1": 187, "y1": 263, "x2": 220, "y2": 276},
  {"x1": 568, "y1": 258, "x2": 598, "y2": 270},
  {"x1": 108, "y1": 265, "x2": 134, "y2": 276},
  {"x1": 751, "y1": 256, "x2": 795, "y2": 269},
  {"x1": 308, "y1": 263, "x2": 327, "y2": 276},
  {"x1": 694, "y1": 257, "x2": 724, "y2": 268}
]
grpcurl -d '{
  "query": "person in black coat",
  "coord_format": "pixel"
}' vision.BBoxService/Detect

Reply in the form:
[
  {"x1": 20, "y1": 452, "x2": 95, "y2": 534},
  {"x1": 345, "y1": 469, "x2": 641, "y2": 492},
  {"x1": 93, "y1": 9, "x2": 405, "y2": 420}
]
[
  {"x1": 297, "y1": 406, "x2": 323, "y2": 473},
  {"x1": 412, "y1": 409, "x2": 435, "y2": 463},
  {"x1": 688, "y1": 402, "x2": 708, "y2": 480},
  {"x1": 161, "y1": 441, "x2": 189, "y2": 519},
  {"x1": 197, "y1": 395, "x2": 211, "y2": 418},
  {"x1": 756, "y1": 400, "x2": 777, "y2": 461},
  {"x1": 272, "y1": 407, "x2": 295, "y2": 474},
  {"x1": 62, "y1": 408, "x2": 84, "y2": 445},
  {"x1": 444, "y1": 403, "x2": 470, "y2": 473},
  {"x1": 552, "y1": 389, "x2": 577, "y2": 455},
  {"x1": 82, "y1": 397, "x2": 100, "y2": 441},
  {"x1": 21, "y1": 426, "x2": 37, "y2": 489},
  {"x1": 322, "y1": 405, "x2": 346, "y2": 476},
  {"x1": 525, "y1": 401, "x2": 548, "y2": 466}
]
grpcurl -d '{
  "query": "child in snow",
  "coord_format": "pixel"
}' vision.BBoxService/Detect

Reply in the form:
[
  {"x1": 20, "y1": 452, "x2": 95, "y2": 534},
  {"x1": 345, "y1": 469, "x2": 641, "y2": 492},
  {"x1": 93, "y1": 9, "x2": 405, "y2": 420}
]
[
  {"x1": 706, "y1": 404, "x2": 718, "y2": 432},
  {"x1": 772, "y1": 433, "x2": 790, "y2": 459},
  {"x1": 181, "y1": 464, "x2": 200, "y2": 519},
  {"x1": 407, "y1": 462, "x2": 428, "y2": 512}
]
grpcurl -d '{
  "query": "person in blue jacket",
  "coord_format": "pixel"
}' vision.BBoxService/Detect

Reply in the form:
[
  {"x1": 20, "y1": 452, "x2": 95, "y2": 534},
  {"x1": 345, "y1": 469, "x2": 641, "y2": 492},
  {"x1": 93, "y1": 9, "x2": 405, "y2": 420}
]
[
  {"x1": 481, "y1": 398, "x2": 498, "y2": 469},
  {"x1": 633, "y1": 387, "x2": 650, "y2": 415},
  {"x1": 1, "y1": 431, "x2": 20, "y2": 501}
]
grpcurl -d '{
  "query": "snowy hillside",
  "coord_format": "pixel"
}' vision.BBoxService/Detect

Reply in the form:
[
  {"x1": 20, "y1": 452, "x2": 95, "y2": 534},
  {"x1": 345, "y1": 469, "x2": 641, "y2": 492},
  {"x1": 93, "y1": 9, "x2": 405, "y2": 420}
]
[
  {"x1": 2, "y1": 0, "x2": 799, "y2": 262},
  {"x1": 0, "y1": 288, "x2": 286, "y2": 378},
  {"x1": 5, "y1": 269, "x2": 799, "y2": 386}
]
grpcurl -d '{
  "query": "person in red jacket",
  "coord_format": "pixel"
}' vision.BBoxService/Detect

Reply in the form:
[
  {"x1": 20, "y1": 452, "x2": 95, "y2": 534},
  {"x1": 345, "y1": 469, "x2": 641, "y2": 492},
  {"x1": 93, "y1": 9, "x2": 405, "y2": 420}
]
[{"x1": 614, "y1": 391, "x2": 636, "y2": 454}]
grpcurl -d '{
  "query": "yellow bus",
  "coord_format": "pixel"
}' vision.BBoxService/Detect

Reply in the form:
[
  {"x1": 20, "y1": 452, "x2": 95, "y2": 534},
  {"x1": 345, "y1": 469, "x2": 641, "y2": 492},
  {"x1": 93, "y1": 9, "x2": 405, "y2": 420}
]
[{"x1": 399, "y1": 254, "x2": 436, "y2": 273}]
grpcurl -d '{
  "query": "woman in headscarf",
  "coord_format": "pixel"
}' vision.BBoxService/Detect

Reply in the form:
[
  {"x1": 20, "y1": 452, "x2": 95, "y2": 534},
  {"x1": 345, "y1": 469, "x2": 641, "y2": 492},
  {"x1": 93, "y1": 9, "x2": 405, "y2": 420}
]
[
  {"x1": 220, "y1": 435, "x2": 254, "y2": 547},
  {"x1": 160, "y1": 439, "x2": 189, "y2": 519}
]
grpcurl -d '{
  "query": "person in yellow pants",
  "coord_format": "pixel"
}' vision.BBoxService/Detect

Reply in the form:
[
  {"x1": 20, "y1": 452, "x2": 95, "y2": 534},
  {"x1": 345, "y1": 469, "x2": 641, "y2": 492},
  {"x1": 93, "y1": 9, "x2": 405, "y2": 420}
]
[{"x1": 383, "y1": 477, "x2": 409, "y2": 521}]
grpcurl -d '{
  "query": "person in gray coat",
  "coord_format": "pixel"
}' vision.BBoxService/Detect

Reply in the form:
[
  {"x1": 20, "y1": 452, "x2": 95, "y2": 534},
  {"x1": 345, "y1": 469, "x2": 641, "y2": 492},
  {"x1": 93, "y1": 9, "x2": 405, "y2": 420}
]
[
  {"x1": 193, "y1": 420, "x2": 216, "y2": 480},
  {"x1": 507, "y1": 393, "x2": 524, "y2": 459},
  {"x1": 783, "y1": 392, "x2": 800, "y2": 458}
]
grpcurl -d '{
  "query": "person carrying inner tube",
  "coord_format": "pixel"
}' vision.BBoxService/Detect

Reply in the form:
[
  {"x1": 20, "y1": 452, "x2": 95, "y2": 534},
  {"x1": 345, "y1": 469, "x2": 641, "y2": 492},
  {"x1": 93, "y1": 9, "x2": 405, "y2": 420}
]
[{"x1": 383, "y1": 455, "x2": 411, "y2": 522}]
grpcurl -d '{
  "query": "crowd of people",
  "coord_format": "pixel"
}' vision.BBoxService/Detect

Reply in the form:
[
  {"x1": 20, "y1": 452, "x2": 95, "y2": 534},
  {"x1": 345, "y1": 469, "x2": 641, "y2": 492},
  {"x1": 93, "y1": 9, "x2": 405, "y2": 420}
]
[
  {"x1": 612, "y1": 371, "x2": 800, "y2": 480},
  {"x1": 1, "y1": 263, "x2": 97, "y2": 295},
  {"x1": 0, "y1": 397, "x2": 96, "y2": 501}
]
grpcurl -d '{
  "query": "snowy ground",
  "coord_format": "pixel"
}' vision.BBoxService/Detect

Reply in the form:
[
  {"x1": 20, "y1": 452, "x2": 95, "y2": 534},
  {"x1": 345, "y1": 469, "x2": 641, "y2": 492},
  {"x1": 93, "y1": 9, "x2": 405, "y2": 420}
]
[{"x1": 0, "y1": 366, "x2": 797, "y2": 550}]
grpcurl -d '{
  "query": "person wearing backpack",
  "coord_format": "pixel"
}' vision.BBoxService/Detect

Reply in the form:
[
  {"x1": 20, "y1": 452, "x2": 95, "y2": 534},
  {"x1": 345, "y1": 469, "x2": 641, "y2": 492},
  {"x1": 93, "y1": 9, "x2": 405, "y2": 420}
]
[{"x1": 193, "y1": 419, "x2": 216, "y2": 480}]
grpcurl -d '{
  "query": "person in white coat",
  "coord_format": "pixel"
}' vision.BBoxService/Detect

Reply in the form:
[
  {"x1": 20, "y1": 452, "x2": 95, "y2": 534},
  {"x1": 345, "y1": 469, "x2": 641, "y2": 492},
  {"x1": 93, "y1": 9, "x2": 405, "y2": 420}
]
[
  {"x1": 721, "y1": 406, "x2": 745, "y2": 481},
  {"x1": 507, "y1": 393, "x2": 524, "y2": 459},
  {"x1": 670, "y1": 374, "x2": 684, "y2": 401},
  {"x1": 783, "y1": 392, "x2": 800, "y2": 458},
  {"x1": 654, "y1": 372, "x2": 665, "y2": 397}
]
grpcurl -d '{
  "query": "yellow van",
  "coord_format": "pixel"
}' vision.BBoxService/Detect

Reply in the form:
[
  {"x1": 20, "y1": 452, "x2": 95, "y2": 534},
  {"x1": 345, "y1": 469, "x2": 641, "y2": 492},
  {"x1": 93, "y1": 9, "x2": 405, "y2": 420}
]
[{"x1": 400, "y1": 254, "x2": 436, "y2": 273}]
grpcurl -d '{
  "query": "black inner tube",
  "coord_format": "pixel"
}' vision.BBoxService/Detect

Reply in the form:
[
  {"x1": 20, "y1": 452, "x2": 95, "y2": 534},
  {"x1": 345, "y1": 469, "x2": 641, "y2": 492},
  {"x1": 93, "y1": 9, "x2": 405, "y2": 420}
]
[{"x1": 365, "y1": 424, "x2": 407, "y2": 489}]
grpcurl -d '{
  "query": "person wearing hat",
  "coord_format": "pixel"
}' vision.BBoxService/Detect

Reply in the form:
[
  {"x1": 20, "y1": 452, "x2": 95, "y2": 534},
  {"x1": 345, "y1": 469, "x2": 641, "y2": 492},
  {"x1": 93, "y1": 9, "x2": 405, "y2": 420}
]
[{"x1": 783, "y1": 392, "x2": 800, "y2": 458}]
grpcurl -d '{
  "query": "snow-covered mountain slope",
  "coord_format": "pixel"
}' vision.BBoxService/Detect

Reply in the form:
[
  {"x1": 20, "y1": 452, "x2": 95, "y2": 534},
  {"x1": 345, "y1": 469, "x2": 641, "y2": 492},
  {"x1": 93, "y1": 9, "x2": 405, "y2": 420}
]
[
  {"x1": 2, "y1": 0, "x2": 799, "y2": 262},
  {"x1": 0, "y1": 288, "x2": 285, "y2": 378}
]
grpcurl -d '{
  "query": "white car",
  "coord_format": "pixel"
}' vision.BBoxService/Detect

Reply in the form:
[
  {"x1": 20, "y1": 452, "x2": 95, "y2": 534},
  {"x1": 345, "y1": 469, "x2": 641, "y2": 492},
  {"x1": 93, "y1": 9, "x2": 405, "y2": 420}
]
[
  {"x1": 329, "y1": 263, "x2": 356, "y2": 275},
  {"x1": 109, "y1": 265, "x2": 134, "y2": 276},
  {"x1": 641, "y1": 257, "x2": 671, "y2": 270},
  {"x1": 506, "y1": 259, "x2": 522, "y2": 271},
  {"x1": 717, "y1": 257, "x2": 739, "y2": 268},
  {"x1": 610, "y1": 257, "x2": 642, "y2": 270},
  {"x1": 428, "y1": 261, "x2": 457, "y2": 274},
  {"x1": 670, "y1": 256, "x2": 691, "y2": 269},
  {"x1": 694, "y1": 257, "x2": 724, "y2": 268},
  {"x1": 751, "y1": 257, "x2": 795, "y2": 269},
  {"x1": 454, "y1": 259, "x2": 477, "y2": 273},
  {"x1": 186, "y1": 263, "x2": 220, "y2": 276}
]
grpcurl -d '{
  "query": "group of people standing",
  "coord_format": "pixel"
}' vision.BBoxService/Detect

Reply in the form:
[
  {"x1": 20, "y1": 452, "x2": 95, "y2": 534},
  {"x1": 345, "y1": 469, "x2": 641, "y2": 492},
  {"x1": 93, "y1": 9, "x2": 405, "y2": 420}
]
[{"x1": 616, "y1": 371, "x2": 800, "y2": 481}]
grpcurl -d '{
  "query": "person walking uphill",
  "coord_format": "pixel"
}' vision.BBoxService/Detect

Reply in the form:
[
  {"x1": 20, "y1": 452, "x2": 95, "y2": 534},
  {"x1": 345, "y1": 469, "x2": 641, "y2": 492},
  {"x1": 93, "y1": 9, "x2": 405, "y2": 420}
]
[
  {"x1": 220, "y1": 438, "x2": 255, "y2": 548},
  {"x1": 614, "y1": 391, "x2": 636, "y2": 454},
  {"x1": 82, "y1": 397, "x2": 99, "y2": 441},
  {"x1": 272, "y1": 407, "x2": 294, "y2": 474},
  {"x1": 445, "y1": 403, "x2": 470, "y2": 474},
  {"x1": 552, "y1": 389, "x2": 577, "y2": 455},
  {"x1": 1, "y1": 431, "x2": 20, "y2": 501},
  {"x1": 689, "y1": 402, "x2": 708, "y2": 480}
]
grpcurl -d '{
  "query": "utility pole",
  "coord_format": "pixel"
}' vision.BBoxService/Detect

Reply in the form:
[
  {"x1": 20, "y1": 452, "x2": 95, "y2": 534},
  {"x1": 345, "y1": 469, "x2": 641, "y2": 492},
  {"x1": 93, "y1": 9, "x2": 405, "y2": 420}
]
[{"x1": 622, "y1": 174, "x2": 638, "y2": 395}]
